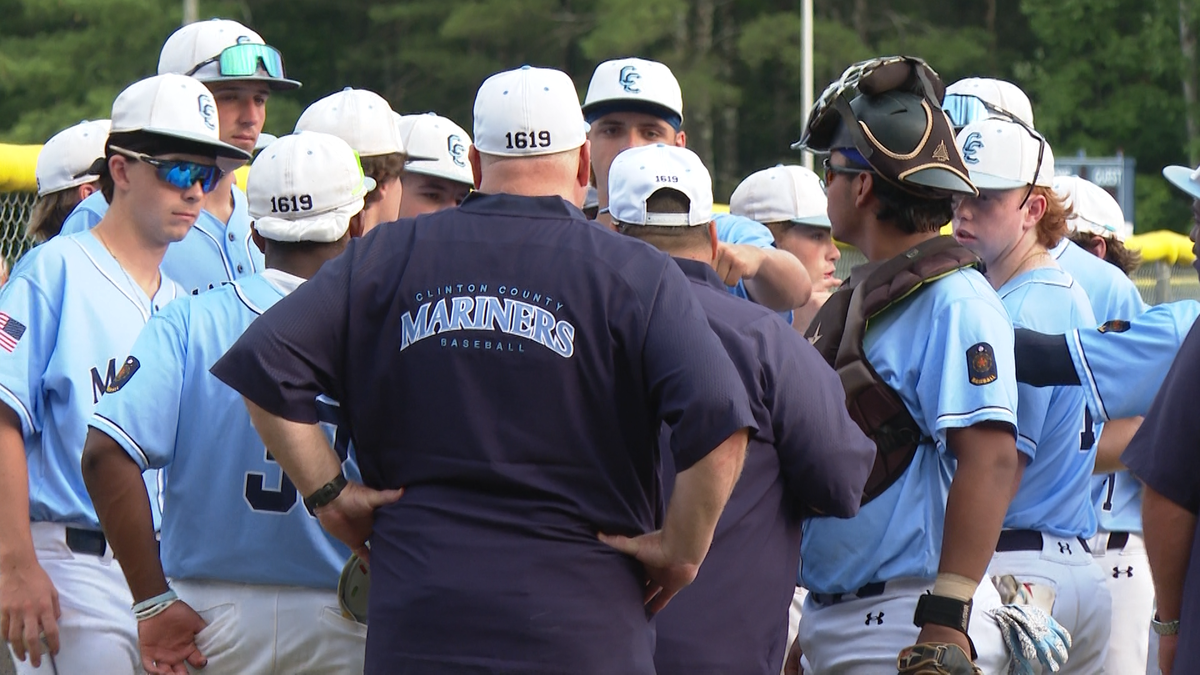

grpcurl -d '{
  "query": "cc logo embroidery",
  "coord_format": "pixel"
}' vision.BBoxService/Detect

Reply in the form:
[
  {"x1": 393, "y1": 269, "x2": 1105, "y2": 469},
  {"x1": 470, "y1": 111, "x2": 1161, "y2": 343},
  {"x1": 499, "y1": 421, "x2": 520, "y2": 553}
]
[
  {"x1": 619, "y1": 65, "x2": 641, "y2": 94},
  {"x1": 198, "y1": 94, "x2": 218, "y2": 131},
  {"x1": 447, "y1": 134, "x2": 467, "y2": 168},
  {"x1": 961, "y1": 132, "x2": 983, "y2": 164}
]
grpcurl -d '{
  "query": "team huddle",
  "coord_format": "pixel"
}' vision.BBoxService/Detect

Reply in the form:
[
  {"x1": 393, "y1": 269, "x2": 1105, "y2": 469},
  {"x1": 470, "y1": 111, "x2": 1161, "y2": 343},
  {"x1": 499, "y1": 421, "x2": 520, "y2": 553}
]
[{"x1": 2, "y1": 16, "x2": 1199, "y2": 675}]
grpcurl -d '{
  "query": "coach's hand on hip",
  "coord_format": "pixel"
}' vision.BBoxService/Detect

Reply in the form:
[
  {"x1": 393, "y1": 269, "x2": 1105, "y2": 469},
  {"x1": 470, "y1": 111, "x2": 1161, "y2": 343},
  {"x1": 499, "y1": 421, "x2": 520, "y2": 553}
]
[
  {"x1": 314, "y1": 482, "x2": 404, "y2": 565},
  {"x1": 139, "y1": 601, "x2": 208, "y2": 675},
  {"x1": 0, "y1": 557, "x2": 60, "y2": 668}
]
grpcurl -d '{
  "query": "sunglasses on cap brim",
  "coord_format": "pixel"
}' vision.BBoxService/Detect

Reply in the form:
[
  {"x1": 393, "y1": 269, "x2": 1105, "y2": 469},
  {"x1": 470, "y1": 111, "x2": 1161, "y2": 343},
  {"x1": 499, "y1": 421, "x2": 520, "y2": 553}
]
[
  {"x1": 943, "y1": 94, "x2": 1022, "y2": 131},
  {"x1": 795, "y1": 55, "x2": 945, "y2": 152},
  {"x1": 108, "y1": 145, "x2": 224, "y2": 193},
  {"x1": 186, "y1": 42, "x2": 288, "y2": 81}
]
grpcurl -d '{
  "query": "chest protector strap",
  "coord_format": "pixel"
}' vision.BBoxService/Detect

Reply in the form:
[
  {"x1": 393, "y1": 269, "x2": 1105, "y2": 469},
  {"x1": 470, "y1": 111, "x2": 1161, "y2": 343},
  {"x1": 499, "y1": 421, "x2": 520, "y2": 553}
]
[{"x1": 806, "y1": 235, "x2": 980, "y2": 504}]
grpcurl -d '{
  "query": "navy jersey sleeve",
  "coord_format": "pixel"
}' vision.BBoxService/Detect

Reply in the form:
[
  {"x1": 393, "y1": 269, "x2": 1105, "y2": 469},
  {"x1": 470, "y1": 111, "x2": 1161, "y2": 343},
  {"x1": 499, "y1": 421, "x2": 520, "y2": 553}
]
[
  {"x1": 643, "y1": 261, "x2": 756, "y2": 471},
  {"x1": 1121, "y1": 319, "x2": 1200, "y2": 514},
  {"x1": 758, "y1": 317, "x2": 874, "y2": 517},
  {"x1": 210, "y1": 242, "x2": 353, "y2": 424}
]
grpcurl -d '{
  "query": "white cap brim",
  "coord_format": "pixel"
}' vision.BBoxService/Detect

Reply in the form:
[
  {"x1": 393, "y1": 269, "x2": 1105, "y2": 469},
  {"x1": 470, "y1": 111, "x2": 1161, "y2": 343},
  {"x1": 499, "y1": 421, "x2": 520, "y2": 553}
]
[
  {"x1": 404, "y1": 164, "x2": 474, "y2": 186},
  {"x1": 1164, "y1": 165, "x2": 1200, "y2": 200},
  {"x1": 968, "y1": 172, "x2": 1028, "y2": 191},
  {"x1": 133, "y1": 125, "x2": 252, "y2": 166},
  {"x1": 791, "y1": 213, "x2": 831, "y2": 227}
]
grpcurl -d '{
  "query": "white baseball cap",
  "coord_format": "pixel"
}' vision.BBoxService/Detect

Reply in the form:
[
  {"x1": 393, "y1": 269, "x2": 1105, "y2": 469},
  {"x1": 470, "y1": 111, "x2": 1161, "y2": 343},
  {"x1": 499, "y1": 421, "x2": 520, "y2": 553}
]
[
  {"x1": 110, "y1": 73, "x2": 252, "y2": 169},
  {"x1": 730, "y1": 164, "x2": 830, "y2": 228},
  {"x1": 608, "y1": 144, "x2": 712, "y2": 227},
  {"x1": 248, "y1": 131, "x2": 375, "y2": 243},
  {"x1": 1053, "y1": 175, "x2": 1131, "y2": 242},
  {"x1": 1163, "y1": 163, "x2": 1200, "y2": 201},
  {"x1": 295, "y1": 88, "x2": 429, "y2": 159},
  {"x1": 36, "y1": 120, "x2": 110, "y2": 196},
  {"x1": 472, "y1": 66, "x2": 589, "y2": 158},
  {"x1": 956, "y1": 118, "x2": 1054, "y2": 190},
  {"x1": 582, "y1": 58, "x2": 684, "y2": 127},
  {"x1": 944, "y1": 78, "x2": 1034, "y2": 129},
  {"x1": 394, "y1": 112, "x2": 474, "y2": 186},
  {"x1": 158, "y1": 19, "x2": 300, "y2": 90}
]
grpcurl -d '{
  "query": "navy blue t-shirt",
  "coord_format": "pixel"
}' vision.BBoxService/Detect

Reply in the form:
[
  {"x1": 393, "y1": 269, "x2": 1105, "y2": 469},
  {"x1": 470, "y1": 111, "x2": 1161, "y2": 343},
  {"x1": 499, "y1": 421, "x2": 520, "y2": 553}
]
[
  {"x1": 653, "y1": 258, "x2": 874, "y2": 675},
  {"x1": 1122, "y1": 318, "x2": 1200, "y2": 673},
  {"x1": 211, "y1": 193, "x2": 755, "y2": 675}
]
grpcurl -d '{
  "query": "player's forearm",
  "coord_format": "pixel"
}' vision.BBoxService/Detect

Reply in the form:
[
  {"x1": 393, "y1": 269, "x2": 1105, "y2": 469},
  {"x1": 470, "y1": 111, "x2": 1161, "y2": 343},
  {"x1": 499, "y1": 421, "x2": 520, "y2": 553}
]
[
  {"x1": 80, "y1": 430, "x2": 167, "y2": 602},
  {"x1": 661, "y1": 428, "x2": 748, "y2": 565},
  {"x1": 1143, "y1": 485, "x2": 1197, "y2": 621},
  {"x1": 244, "y1": 398, "x2": 342, "y2": 496},
  {"x1": 1093, "y1": 416, "x2": 1142, "y2": 473},
  {"x1": 743, "y1": 249, "x2": 812, "y2": 311},
  {"x1": 939, "y1": 425, "x2": 1020, "y2": 584},
  {"x1": 0, "y1": 404, "x2": 35, "y2": 567}
]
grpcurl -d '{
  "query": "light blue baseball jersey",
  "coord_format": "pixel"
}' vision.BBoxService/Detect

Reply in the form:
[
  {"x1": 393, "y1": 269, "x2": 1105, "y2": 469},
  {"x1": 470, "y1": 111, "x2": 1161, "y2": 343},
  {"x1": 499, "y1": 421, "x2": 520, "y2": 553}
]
[
  {"x1": 90, "y1": 270, "x2": 358, "y2": 589},
  {"x1": 59, "y1": 188, "x2": 263, "y2": 296},
  {"x1": 800, "y1": 268, "x2": 1018, "y2": 594},
  {"x1": 0, "y1": 232, "x2": 180, "y2": 529},
  {"x1": 714, "y1": 212, "x2": 793, "y2": 323},
  {"x1": 998, "y1": 266, "x2": 1097, "y2": 538},
  {"x1": 1069, "y1": 300, "x2": 1200, "y2": 533},
  {"x1": 1051, "y1": 237, "x2": 1149, "y2": 535},
  {"x1": 1050, "y1": 237, "x2": 1146, "y2": 319}
]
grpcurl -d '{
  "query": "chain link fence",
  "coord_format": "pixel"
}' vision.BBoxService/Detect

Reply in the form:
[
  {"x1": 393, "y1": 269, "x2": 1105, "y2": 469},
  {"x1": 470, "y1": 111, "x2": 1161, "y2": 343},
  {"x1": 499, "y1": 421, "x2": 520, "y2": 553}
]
[
  {"x1": 834, "y1": 245, "x2": 1200, "y2": 307},
  {"x1": 0, "y1": 191, "x2": 38, "y2": 267}
]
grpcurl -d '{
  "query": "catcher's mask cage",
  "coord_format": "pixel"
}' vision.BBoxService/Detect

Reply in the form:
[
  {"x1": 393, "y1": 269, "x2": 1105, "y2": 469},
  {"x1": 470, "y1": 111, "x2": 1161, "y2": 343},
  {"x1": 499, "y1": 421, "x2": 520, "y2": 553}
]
[{"x1": 794, "y1": 55, "x2": 978, "y2": 200}]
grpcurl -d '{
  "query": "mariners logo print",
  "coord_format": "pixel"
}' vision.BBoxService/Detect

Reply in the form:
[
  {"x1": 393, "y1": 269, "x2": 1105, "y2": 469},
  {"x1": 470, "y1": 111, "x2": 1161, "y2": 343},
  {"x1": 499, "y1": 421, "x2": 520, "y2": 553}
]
[
  {"x1": 619, "y1": 65, "x2": 641, "y2": 94},
  {"x1": 447, "y1": 134, "x2": 467, "y2": 167},
  {"x1": 961, "y1": 132, "x2": 983, "y2": 164},
  {"x1": 966, "y1": 342, "x2": 997, "y2": 386},
  {"x1": 1097, "y1": 319, "x2": 1131, "y2": 334},
  {"x1": 106, "y1": 356, "x2": 140, "y2": 393}
]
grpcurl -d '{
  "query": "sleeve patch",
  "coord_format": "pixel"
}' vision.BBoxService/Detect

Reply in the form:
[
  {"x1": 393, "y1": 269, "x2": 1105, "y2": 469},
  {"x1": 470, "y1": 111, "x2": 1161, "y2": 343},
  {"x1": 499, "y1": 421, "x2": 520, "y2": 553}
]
[
  {"x1": 1097, "y1": 319, "x2": 1131, "y2": 333},
  {"x1": 967, "y1": 342, "x2": 998, "y2": 386}
]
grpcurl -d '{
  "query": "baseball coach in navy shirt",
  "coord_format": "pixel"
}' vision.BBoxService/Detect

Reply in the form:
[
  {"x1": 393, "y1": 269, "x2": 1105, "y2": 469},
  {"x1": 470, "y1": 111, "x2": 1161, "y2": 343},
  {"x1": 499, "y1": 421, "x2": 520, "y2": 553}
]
[
  {"x1": 608, "y1": 143, "x2": 876, "y2": 675},
  {"x1": 211, "y1": 65, "x2": 755, "y2": 675}
]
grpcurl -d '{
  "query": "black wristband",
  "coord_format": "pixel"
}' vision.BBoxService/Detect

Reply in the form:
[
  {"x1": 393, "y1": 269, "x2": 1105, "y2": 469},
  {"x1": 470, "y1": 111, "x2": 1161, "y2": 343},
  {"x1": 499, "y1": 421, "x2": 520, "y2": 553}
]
[
  {"x1": 303, "y1": 472, "x2": 348, "y2": 512},
  {"x1": 913, "y1": 593, "x2": 972, "y2": 635}
]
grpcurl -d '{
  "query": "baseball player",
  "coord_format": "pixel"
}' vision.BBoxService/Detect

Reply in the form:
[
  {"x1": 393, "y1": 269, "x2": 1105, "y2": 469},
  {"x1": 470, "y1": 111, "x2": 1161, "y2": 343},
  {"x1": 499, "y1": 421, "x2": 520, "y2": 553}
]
[
  {"x1": 953, "y1": 116, "x2": 1112, "y2": 673},
  {"x1": 60, "y1": 18, "x2": 300, "y2": 295},
  {"x1": 210, "y1": 65, "x2": 755, "y2": 675},
  {"x1": 730, "y1": 164, "x2": 841, "y2": 332},
  {"x1": 581, "y1": 57, "x2": 812, "y2": 314},
  {"x1": 28, "y1": 120, "x2": 110, "y2": 243},
  {"x1": 791, "y1": 56, "x2": 1017, "y2": 674},
  {"x1": 0, "y1": 73, "x2": 249, "y2": 674},
  {"x1": 295, "y1": 89, "x2": 430, "y2": 234},
  {"x1": 1056, "y1": 175, "x2": 1139, "y2": 273},
  {"x1": 609, "y1": 143, "x2": 875, "y2": 674},
  {"x1": 394, "y1": 112, "x2": 474, "y2": 217},
  {"x1": 80, "y1": 131, "x2": 369, "y2": 675},
  {"x1": 1051, "y1": 173, "x2": 1156, "y2": 674}
]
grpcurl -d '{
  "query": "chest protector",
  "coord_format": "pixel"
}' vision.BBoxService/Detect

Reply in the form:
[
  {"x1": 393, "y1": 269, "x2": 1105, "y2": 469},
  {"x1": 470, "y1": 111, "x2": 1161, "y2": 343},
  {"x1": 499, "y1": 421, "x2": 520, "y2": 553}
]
[{"x1": 805, "y1": 236, "x2": 980, "y2": 504}]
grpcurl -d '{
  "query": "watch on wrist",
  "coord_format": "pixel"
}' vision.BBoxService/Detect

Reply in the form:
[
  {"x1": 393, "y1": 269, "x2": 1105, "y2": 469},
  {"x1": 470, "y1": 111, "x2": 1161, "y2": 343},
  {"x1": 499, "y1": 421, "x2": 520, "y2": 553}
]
[
  {"x1": 304, "y1": 472, "x2": 348, "y2": 512},
  {"x1": 1152, "y1": 613, "x2": 1180, "y2": 636}
]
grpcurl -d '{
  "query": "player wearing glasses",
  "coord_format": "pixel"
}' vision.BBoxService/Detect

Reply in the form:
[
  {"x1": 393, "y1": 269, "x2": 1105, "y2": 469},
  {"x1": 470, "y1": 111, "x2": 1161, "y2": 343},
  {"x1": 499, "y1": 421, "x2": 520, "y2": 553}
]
[
  {"x1": 59, "y1": 19, "x2": 299, "y2": 296},
  {"x1": 952, "y1": 116, "x2": 1113, "y2": 674},
  {"x1": 0, "y1": 74, "x2": 249, "y2": 674}
]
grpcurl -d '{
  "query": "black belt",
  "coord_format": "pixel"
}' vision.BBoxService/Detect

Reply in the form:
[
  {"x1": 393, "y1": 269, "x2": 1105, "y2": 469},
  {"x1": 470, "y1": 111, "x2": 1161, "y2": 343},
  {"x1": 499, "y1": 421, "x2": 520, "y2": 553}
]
[
  {"x1": 996, "y1": 529, "x2": 1091, "y2": 554},
  {"x1": 810, "y1": 581, "x2": 887, "y2": 606},
  {"x1": 65, "y1": 527, "x2": 107, "y2": 557},
  {"x1": 1107, "y1": 532, "x2": 1130, "y2": 551}
]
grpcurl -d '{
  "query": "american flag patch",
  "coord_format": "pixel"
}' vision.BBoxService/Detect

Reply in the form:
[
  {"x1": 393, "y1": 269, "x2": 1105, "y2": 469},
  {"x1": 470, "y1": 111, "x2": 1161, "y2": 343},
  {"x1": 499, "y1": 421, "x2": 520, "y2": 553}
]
[{"x1": 0, "y1": 313, "x2": 27, "y2": 353}]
